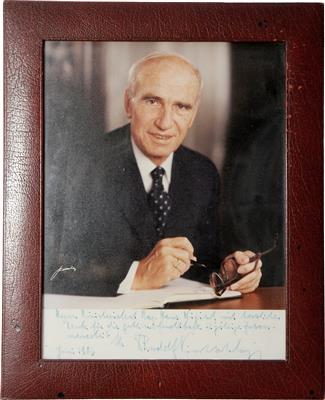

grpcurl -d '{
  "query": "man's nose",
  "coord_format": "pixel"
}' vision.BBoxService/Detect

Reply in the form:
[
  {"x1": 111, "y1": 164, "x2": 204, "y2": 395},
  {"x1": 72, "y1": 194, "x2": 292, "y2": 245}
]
[{"x1": 155, "y1": 106, "x2": 173, "y2": 130}]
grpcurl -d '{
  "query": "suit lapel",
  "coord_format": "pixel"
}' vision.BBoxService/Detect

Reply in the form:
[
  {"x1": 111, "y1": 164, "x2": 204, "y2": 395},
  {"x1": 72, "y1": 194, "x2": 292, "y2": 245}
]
[
  {"x1": 110, "y1": 134, "x2": 156, "y2": 246},
  {"x1": 167, "y1": 148, "x2": 197, "y2": 231}
]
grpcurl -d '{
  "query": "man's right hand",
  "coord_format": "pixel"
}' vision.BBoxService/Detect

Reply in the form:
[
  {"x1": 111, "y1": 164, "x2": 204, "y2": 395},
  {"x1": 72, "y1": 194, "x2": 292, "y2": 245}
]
[{"x1": 131, "y1": 237, "x2": 195, "y2": 290}]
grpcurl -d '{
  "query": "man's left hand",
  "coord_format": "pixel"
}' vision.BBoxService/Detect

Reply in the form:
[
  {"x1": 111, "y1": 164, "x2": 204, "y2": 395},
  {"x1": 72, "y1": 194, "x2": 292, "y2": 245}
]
[{"x1": 222, "y1": 250, "x2": 262, "y2": 293}]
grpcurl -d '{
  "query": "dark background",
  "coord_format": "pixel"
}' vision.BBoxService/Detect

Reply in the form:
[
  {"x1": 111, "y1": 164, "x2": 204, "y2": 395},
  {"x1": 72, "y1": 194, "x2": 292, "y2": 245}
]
[{"x1": 221, "y1": 43, "x2": 285, "y2": 286}]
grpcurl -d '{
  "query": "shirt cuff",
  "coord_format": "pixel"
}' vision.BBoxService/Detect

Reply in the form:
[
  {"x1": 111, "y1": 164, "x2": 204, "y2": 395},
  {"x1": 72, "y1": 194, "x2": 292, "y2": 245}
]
[{"x1": 117, "y1": 261, "x2": 139, "y2": 294}]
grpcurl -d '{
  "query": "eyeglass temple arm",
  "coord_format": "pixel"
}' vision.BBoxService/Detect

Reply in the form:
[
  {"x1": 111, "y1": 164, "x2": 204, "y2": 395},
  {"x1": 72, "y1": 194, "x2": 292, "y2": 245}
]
[{"x1": 252, "y1": 234, "x2": 278, "y2": 260}]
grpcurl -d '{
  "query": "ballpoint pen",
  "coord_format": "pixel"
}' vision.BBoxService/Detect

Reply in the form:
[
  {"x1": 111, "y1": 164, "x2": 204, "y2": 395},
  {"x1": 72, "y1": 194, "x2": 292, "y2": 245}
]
[{"x1": 190, "y1": 259, "x2": 207, "y2": 268}]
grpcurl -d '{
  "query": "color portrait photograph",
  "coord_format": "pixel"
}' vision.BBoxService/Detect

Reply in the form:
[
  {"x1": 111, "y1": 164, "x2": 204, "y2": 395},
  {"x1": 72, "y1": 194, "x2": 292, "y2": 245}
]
[{"x1": 42, "y1": 42, "x2": 286, "y2": 359}]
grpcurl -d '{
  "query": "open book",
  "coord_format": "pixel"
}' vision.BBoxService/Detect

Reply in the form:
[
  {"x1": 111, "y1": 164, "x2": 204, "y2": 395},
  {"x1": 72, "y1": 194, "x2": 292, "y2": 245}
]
[
  {"x1": 115, "y1": 278, "x2": 241, "y2": 308},
  {"x1": 44, "y1": 278, "x2": 241, "y2": 309}
]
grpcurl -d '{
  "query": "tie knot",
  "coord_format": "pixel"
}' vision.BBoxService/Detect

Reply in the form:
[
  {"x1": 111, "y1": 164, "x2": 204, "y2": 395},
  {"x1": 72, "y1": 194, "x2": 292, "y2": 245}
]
[{"x1": 151, "y1": 166, "x2": 165, "y2": 181}]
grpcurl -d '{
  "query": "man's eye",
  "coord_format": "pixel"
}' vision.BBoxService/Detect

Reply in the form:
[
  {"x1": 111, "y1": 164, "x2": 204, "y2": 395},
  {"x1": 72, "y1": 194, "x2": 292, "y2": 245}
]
[
  {"x1": 177, "y1": 104, "x2": 191, "y2": 111},
  {"x1": 145, "y1": 98, "x2": 159, "y2": 105}
]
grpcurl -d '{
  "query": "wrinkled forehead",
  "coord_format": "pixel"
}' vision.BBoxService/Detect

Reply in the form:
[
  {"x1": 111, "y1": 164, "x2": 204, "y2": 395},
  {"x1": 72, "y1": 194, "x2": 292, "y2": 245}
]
[{"x1": 134, "y1": 58, "x2": 201, "y2": 97}]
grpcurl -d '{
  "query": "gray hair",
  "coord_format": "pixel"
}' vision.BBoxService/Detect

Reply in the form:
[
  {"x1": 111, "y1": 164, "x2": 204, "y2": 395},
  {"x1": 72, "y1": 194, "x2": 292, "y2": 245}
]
[{"x1": 126, "y1": 52, "x2": 203, "y2": 100}]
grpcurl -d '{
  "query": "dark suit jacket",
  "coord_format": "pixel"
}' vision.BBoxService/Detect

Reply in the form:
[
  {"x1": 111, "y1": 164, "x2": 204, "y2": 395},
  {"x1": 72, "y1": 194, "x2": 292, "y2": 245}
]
[{"x1": 44, "y1": 124, "x2": 221, "y2": 296}]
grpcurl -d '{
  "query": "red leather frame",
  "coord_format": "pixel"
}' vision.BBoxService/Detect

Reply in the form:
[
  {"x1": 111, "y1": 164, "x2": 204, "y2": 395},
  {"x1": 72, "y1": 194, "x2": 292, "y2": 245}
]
[{"x1": 3, "y1": 3, "x2": 323, "y2": 399}]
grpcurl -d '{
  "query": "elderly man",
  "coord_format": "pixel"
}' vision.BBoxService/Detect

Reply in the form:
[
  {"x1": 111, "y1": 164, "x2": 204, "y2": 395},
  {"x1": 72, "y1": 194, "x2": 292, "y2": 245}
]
[{"x1": 45, "y1": 52, "x2": 262, "y2": 296}]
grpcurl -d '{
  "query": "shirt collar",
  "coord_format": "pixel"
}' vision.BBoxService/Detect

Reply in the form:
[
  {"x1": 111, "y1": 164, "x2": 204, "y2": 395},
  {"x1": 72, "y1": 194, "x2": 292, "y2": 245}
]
[{"x1": 131, "y1": 137, "x2": 173, "y2": 188}]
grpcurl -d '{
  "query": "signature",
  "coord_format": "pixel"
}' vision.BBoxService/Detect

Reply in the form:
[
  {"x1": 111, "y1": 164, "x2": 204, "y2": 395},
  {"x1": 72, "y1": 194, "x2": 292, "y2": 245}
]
[{"x1": 50, "y1": 265, "x2": 77, "y2": 281}]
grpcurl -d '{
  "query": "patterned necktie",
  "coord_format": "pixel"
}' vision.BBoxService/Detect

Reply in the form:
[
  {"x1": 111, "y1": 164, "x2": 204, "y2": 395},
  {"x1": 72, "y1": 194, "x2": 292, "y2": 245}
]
[{"x1": 148, "y1": 166, "x2": 171, "y2": 238}]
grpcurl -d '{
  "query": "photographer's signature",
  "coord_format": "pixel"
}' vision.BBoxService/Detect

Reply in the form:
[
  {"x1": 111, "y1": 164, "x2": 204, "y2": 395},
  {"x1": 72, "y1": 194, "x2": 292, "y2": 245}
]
[{"x1": 50, "y1": 265, "x2": 77, "y2": 281}]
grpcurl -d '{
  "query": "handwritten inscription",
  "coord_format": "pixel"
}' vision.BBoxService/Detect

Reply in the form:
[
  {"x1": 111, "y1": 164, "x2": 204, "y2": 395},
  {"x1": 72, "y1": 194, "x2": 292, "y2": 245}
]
[
  {"x1": 43, "y1": 310, "x2": 286, "y2": 360},
  {"x1": 50, "y1": 265, "x2": 77, "y2": 281}
]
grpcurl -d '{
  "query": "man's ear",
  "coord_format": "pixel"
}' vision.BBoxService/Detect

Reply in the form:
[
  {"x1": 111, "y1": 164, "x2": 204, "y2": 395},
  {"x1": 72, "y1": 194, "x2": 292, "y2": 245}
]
[{"x1": 124, "y1": 89, "x2": 132, "y2": 118}]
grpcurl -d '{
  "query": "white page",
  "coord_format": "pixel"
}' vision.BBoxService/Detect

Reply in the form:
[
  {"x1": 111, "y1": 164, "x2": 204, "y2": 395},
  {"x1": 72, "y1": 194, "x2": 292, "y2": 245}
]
[{"x1": 43, "y1": 278, "x2": 241, "y2": 309}]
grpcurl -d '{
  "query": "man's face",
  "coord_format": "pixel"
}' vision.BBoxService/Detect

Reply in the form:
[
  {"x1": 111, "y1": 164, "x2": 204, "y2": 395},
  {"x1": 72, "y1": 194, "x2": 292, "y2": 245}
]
[{"x1": 125, "y1": 58, "x2": 200, "y2": 165}]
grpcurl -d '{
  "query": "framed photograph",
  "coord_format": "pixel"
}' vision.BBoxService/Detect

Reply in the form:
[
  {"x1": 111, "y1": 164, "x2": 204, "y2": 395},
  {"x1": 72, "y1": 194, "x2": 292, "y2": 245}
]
[
  {"x1": 41, "y1": 40, "x2": 286, "y2": 361},
  {"x1": 2, "y1": 2, "x2": 323, "y2": 399}
]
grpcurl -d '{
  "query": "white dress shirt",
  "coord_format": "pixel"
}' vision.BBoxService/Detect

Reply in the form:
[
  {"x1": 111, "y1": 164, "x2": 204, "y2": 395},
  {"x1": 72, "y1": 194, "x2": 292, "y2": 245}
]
[{"x1": 117, "y1": 138, "x2": 174, "y2": 294}]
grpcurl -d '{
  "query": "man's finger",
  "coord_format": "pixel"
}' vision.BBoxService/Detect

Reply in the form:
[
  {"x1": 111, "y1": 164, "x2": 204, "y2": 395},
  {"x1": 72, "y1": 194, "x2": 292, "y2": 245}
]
[
  {"x1": 169, "y1": 251, "x2": 191, "y2": 274},
  {"x1": 158, "y1": 246, "x2": 191, "y2": 268},
  {"x1": 233, "y1": 278, "x2": 260, "y2": 293},
  {"x1": 237, "y1": 259, "x2": 262, "y2": 275},
  {"x1": 235, "y1": 279, "x2": 260, "y2": 293},
  {"x1": 158, "y1": 237, "x2": 194, "y2": 256},
  {"x1": 233, "y1": 251, "x2": 250, "y2": 265},
  {"x1": 162, "y1": 254, "x2": 183, "y2": 280},
  {"x1": 230, "y1": 269, "x2": 262, "y2": 291},
  {"x1": 243, "y1": 250, "x2": 255, "y2": 258}
]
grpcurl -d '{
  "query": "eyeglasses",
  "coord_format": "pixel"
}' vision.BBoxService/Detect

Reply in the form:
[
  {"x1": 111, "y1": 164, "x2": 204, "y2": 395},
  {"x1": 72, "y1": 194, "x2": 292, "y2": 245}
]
[{"x1": 209, "y1": 236, "x2": 278, "y2": 296}]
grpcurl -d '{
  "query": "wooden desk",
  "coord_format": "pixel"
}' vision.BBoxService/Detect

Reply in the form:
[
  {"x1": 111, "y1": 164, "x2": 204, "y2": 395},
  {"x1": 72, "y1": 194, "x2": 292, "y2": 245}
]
[{"x1": 169, "y1": 287, "x2": 286, "y2": 310}]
